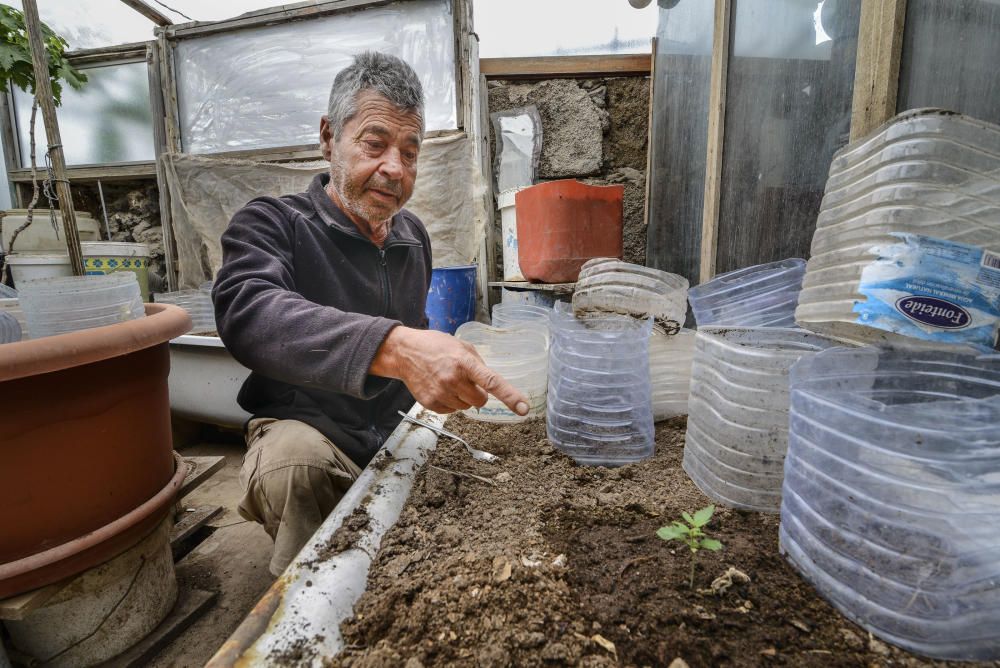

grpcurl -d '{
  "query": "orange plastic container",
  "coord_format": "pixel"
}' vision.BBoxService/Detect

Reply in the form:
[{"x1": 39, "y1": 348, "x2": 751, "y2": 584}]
[{"x1": 514, "y1": 180, "x2": 624, "y2": 283}]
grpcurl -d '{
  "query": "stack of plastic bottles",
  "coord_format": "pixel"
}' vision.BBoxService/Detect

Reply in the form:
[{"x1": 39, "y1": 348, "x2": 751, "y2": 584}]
[
  {"x1": 648, "y1": 328, "x2": 695, "y2": 421},
  {"x1": 795, "y1": 109, "x2": 1000, "y2": 349},
  {"x1": 547, "y1": 302, "x2": 653, "y2": 466},
  {"x1": 687, "y1": 258, "x2": 806, "y2": 328},
  {"x1": 491, "y1": 302, "x2": 550, "y2": 339},
  {"x1": 18, "y1": 273, "x2": 144, "y2": 339},
  {"x1": 153, "y1": 286, "x2": 215, "y2": 334},
  {"x1": 455, "y1": 321, "x2": 548, "y2": 422},
  {"x1": 780, "y1": 347, "x2": 1000, "y2": 661},
  {"x1": 572, "y1": 258, "x2": 688, "y2": 332},
  {"x1": 682, "y1": 327, "x2": 839, "y2": 512}
]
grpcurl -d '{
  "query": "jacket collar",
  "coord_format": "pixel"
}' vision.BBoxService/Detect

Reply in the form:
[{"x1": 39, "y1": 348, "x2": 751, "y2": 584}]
[{"x1": 307, "y1": 173, "x2": 421, "y2": 246}]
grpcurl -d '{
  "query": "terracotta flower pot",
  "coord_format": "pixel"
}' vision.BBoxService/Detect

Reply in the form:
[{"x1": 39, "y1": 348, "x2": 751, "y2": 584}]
[
  {"x1": 515, "y1": 180, "x2": 624, "y2": 283},
  {"x1": 0, "y1": 303, "x2": 192, "y2": 598}
]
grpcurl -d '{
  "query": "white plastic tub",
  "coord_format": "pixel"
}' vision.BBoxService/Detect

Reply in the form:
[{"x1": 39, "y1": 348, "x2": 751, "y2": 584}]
[
  {"x1": 167, "y1": 334, "x2": 251, "y2": 428},
  {"x1": 498, "y1": 187, "x2": 527, "y2": 281},
  {"x1": 5, "y1": 253, "x2": 72, "y2": 285}
]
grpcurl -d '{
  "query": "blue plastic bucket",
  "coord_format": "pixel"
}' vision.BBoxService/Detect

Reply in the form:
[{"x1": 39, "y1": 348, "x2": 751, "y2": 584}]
[{"x1": 425, "y1": 265, "x2": 477, "y2": 334}]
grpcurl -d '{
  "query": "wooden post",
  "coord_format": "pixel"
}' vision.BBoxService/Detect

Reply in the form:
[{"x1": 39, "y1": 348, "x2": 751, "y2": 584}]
[
  {"x1": 22, "y1": 0, "x2": 84, "y2": 276},
  {"x1": 642, "y1": 37, "x2": 657, "y2": 237},
  {"x1": 850, "y1": 0, "x2": 907, "y2": 140},
  {"x1": 698, "y1": 0, "x2": 732, "y2": 284}
]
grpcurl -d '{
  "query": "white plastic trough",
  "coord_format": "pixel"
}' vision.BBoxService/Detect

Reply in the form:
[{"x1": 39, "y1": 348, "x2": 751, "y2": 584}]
[
  {"x1": 205, "y1": 403, "x2": 442, "y2": 667},
  {"x1": 167, "y1": 335, "x2": 251, "y2": 428}
]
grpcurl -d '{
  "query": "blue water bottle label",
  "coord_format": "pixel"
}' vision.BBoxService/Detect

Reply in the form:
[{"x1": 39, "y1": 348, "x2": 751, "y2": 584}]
[{"x1": 853, "y1": 233, "x2": 1000, "y2": 352}]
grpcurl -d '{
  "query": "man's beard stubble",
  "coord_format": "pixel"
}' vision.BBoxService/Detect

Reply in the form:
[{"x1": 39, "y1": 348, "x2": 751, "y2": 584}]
[{"x1": 328, "y1": 155, "x2": 403, "y2": 233}]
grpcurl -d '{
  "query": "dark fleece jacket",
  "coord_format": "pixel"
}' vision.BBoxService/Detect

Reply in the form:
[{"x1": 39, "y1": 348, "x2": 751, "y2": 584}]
[{"x1": 212, "y1": 173, "x2": 432, "y2": 467}]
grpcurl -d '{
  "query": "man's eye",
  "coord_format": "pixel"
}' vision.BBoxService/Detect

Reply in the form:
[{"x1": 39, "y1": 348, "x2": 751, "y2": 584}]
[
  {"x1": 404, "y1": 152, "x2": 418, "y2": 162},
  {"x1": 364, "y1": 140, "x2": 384, "y2": 151}
]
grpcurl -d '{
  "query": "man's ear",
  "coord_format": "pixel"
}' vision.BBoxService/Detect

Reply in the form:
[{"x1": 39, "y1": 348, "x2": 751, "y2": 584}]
[{"x1": 319, "y1": 116, "x2": 334, "y2": 161}]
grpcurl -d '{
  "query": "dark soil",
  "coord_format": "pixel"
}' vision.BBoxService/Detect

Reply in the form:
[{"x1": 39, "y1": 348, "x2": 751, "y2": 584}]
[{"x1": 334, "y1": 416, "x2": 991, "y2": 668}]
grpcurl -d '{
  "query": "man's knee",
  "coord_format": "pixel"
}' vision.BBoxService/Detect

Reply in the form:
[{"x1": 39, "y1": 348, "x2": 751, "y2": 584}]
[{"x1": 238, "y1": 418, "x2": 360, "y2": 529}]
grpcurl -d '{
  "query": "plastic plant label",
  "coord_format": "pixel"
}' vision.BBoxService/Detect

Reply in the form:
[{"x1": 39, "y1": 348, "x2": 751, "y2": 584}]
[{"x1": 854, "y1": 233, "x2": 1000, "y2": 351}]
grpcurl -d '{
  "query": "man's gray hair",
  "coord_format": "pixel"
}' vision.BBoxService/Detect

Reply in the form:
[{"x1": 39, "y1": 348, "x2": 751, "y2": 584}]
[{"x1": 327, "y1": 51, "x2": 425, "y2": 140}]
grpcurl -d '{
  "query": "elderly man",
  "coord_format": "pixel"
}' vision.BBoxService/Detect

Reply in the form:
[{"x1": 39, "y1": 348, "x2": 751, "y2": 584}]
[{"x1": 213, "y1": 51, "x2": 528, "y2": 575}]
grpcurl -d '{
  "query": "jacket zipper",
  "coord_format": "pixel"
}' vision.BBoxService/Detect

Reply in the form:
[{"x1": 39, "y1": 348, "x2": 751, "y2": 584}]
[{"x1": 368, "y1": 241, "x2": 418, "y2": 448}]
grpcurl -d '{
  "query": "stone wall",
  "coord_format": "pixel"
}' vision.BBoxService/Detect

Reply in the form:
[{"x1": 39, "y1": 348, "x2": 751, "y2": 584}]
[
  {"x1": 71, "y1": 179, "x2": 167, "y2": 293},
  {"x1": 487, "y1": 75, "x2": 650, "y2": 274}
]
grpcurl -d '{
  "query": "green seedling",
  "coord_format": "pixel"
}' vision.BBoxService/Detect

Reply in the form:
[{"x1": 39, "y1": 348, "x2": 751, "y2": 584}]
[{"x1": 656, "y1": 504, "x2": 723, "y2": 588}]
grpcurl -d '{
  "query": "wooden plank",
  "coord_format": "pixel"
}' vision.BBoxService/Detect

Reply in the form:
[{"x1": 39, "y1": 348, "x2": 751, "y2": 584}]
[
  {"x1": 8, "y1": 162, "x2": 157, "y2": 183},
  {"x1": 178, "y1": 455, "x2": 227, "y2": 499},
  {"x1": 0, "y1": 580, "x2": 68, "y2": 620},
  {"x1": 96, "y1": 587, "x2": 216, "y2": 668},
  {"x1": 171, "y1": 505, "x2": 223, "y2": 549},
  {"x1": 850, "y1": 0, "x2": 908, "y2": 140},
  {"x1": 480, "y1": 54, "x2": 652, "y2": 80},
  {"x1": 488, "y1": 281, "x2": 575, "y2": 295},
  {"x1": 67, "y1": 43, "x2": 149, "y2": 66},
  {"x1": 698, "y1": 0, "x2": 732, "y2": 285},
  {"x1": 119, "y1": 0, "x2": 173, "y2": 26},
  {"x1": 164, "y1": 0, "x2": 397, "y2": 39},
  {"x1": 22, "y1": 0, "x2": 84, "y2": 275},
  {"x1": 0, "y1": 94, "x2": 21, "y2": 206},
  {"x1": 156, "y1": 31, "x2": 181, "y2": 290},
  {"x1": 642, "y1": 37, "x2": 657, "y2": 234}
]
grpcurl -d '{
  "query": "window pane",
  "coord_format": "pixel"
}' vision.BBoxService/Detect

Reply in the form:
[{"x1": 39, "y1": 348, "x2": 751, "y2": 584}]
[
  {"x1": 897, "y1": 0, "x2": 1000, "y2": 124},
  {"x1": 646, "y1": 0, "x2": 713, "y2": 283},
  {"x1": 714, "y1": 0, "x2": 861, "y2": 275},
  {"x1": 13, "y1": 61, "x2": 155, "y2": 167},
  {"x1": 3, "y1": 0, "x2": 155, "y2": 50},
  {"x1": 474, "y1": 0, "x2": 656, "y2": 58},
  {"x1": 174, "y1": 0, "x2": 457, "y2": 154}
]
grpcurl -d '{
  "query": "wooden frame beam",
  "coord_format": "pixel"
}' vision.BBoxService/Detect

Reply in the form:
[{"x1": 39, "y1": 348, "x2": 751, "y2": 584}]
[
  {"x1": 480, "y1": 54, "x2": 651, "y2": 80},
  {"x1": 162, "y1": 0, "x2": 398, "y2": 39},
  {"x1": 698, "y1": 0, "x2": 732, "y2": 284},
  {"x1": 119, "y1": 0, "x2": 173, "y2": 26},
  {"x1": 8, "y1": 162, "x2": 157, "y2": 183},
  {"x1": 850, "y1": 0, "x2": 907, "y2": 140}
]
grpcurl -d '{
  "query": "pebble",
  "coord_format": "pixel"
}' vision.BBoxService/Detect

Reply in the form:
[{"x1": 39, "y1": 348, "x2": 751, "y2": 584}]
[
  {"x1": 495, "y1": 471, "x2": 513, "y2": 484},
  {"x1": 668, "y1": 659, "x2": 690, "y2": 668},
  {"x1": 838, "y1": 627, "x2": 864, "y2": 650},
  {"x1": 404, "y1": 658, "x2": 424, "y2": 668}
]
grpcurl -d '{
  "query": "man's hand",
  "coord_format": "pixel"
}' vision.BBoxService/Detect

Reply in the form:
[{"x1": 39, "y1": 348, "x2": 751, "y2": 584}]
[{"x1": 371, "y1": 326, "x2": 530, "y2": 416}]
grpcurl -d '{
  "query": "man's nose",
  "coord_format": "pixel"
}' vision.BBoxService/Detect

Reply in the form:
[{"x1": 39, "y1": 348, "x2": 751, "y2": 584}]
[{"x1": 378, "y1": 147, "x2": 405, "y2": 180}]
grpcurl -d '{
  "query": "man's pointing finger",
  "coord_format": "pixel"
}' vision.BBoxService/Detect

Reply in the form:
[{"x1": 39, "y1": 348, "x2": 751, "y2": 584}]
[{"x1": 462, "y1": 357, "x2": 530, "y2": 416}]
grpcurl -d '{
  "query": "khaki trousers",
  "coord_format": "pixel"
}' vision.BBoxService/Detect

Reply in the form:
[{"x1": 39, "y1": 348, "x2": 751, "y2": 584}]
[{"x1": 238, "y1": 418, "x2": 362, "y2": 576}]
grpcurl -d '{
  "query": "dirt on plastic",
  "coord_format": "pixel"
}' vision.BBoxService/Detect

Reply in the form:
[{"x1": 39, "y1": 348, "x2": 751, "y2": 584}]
[{"x1": 332, "y1": 415, "x2": 988, "y2": 668}]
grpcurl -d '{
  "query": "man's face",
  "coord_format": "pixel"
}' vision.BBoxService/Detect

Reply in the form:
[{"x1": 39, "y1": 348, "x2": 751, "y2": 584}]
[{"x1": 320, "y1": 91, "x2": 422, "y2": 229}]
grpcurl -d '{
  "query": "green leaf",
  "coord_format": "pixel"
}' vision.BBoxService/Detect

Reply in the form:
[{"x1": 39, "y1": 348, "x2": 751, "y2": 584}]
[
  {"x1": 700, "y1": 538, "x2": 723, "y2": 551},
  {"x1": 656, "y1": 525, "x2": 686, "y2": 541},
  {"x1": 0, "y1": 41, "x2": 18, "y2": 70},
  {"x1": 691, "y1": 505, "x2": 715, "y2": 528},
  {"x1": 681, "y1": 511, "x2": 695, "y2": 526}
]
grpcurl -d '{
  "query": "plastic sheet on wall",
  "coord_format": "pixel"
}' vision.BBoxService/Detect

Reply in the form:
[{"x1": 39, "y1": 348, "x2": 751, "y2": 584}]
[
  {"x1": 490, "y1": 106, "x2": 542, "y2": 194},
  {"x1": 714, "y1": 0, "x2": 861, "y2": 274},
  {"x1": 173, "y1": 0, "x2": 458, "y2": 154},
  {"x1": 897, "y1": 0, "x2": 1000, "y2": 125},
  {"x1": 645, "y1": 0, "x2": 713, "y2": 284},
  {"x1": 161, "y1": 132, "x2": 481, "y2": 288}
]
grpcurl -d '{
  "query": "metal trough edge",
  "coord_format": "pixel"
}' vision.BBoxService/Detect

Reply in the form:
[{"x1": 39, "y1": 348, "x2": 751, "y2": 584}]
[{"x1": 206, "y1": 403, "x2": 443, "y2": 667}]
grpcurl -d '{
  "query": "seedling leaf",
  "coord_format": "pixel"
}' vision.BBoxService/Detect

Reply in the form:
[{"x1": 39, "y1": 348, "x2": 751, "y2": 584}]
[
  {"x1": 700, "y1": 538, "x2": 723, "y2": 551},
  {"x1": 692, "y1": 504, "x2": 715, "y2": 527},
  {"x1": 681, "y1": 511, "x2": 695, "y2": 525},
  {"x1": 656, "y1": 525, "x2": 686, "y2": 541}
]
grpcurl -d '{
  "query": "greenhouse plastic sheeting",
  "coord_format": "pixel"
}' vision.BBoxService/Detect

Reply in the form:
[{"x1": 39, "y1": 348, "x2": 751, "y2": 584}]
[
  {"x1": 161, "y1": 132, "x2": 481, "y2": 288},
  {"x1": 173, "y1": 0, "x2": 458, "y2": 154}
]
